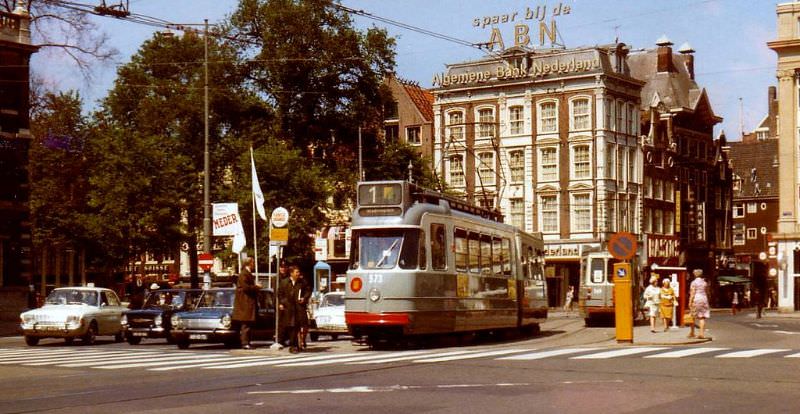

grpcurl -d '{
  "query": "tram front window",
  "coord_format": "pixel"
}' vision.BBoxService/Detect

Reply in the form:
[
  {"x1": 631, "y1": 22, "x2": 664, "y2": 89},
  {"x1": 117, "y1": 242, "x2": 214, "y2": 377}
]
[{"x1": 350, "y1": 230, "x2": 421, "y2": 270}]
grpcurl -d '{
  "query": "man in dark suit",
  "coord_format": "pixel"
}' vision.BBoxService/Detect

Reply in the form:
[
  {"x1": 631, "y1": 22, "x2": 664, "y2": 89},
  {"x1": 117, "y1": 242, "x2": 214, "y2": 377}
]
[
  {"x1": 279, "y1": 265, "x2": 310, "y2": 353},
  {"x1": 232, "y1": 257, "x2": 260, "y2": 349}
]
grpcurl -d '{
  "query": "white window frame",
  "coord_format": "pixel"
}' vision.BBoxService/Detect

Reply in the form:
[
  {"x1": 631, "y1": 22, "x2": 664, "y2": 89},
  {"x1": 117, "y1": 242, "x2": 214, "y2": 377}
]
[
  {"x1": 616, "y1": 100, "x2": 625, "y2": 132},
  {"x1": 509, "y1": 150, "x2": 525, "y2": 183},
  {"x1": 406, "y1": 126, "x2": 421, "y2": 146},
  {"x1": 733, "y1": 203, "x2": 745, "y2": 218},
  {"x1": 746, "y1": 228, "x2": 757, "y2": 240},
  {"x1": 570, "y1": 97, "x2": 591, "y2": 131},
  {"x1": 746, "y1": 202, "x2": 757, "y2": 214},
  {"x1": 447, "y1": 110, "x2": 465, "y2": 141},
  {"x1": 538, "y1": 146, "x2": 558, "y2": 182},
  {"x1": 537, "y1": 100, "x2": 558, "y2": 134},
  {"x1": 570, "y1": 193, "x2": 592, "y2": 232},
  {"x1": 476, "y1": 151, "x2": 495, "y2": 186},
  {"x1": 509, "y1": 105, "x2": 524, "y2": 135},
  {"x1": 571, "y1": 144, "x2": 591, "y2": 180},
  {"x1": 540, "y1": 194, "x2": 559, "y2": 233},
  {"x1": 448, "y1": 154, "x2": 465, "y2": 187},
  {"x1": 510, "y1": 198, "x2": 525, "y2": 229},
  {"x1": 477, "y1": 107, "x2": 495, "y2": 138}
]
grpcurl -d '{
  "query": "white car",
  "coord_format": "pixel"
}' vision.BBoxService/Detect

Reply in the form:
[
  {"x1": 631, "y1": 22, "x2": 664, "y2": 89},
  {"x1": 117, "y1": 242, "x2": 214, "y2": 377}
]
[
  {"x1": 20, "y1": 287, "x2": 127, "y2": 346},
  {"x1": 309, "y1": 291, "x2": 347, "y2": 341}
]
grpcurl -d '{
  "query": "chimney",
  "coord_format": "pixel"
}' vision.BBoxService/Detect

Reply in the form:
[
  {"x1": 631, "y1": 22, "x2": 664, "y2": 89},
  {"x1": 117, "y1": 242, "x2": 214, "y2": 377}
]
[
  {"x1": 678, "y1": 42, "x2": 695, "y2": 79},
  {"x1": 656, "y1": 35, "x2": 674, "y2": 73},
  {"x1": 768, "y1": 86, "x2": 778, "y2": 136}
]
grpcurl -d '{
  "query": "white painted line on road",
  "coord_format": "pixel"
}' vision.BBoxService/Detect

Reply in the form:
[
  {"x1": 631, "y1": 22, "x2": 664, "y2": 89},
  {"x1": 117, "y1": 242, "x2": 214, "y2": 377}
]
[
  {"x1": 95, "y1": 354, "x2": 231, "y2": 369},
  {"x1": 247, "y1": 383, "x2": 531, "y2": 395},
  {"x1": 148, "y1": 356, "x2": 269, "y2": 371},
  {"x1": 348, "y1": 349, "x2": 477, "y2": 365},
  {"x1": 59, "y1": 353, "x2": 187, "y2": 367},
  {"x1": 715, "y1": 349, "x2": 791, "y2": 358},
  {"x1": 644, "y1": 347, "x2": 729, "y2": 358},
  {"x1": 752, "y1": 323, "x2": 779, "y2": 328},
  {"x1": 784, "y1": 352, "x2": 800, "y2": 358},
  {"x1": 0, "y1": 348, "x2": 86, "y2": 358},
  {"x1": 0, "y1": 350, "x2": 90, "y2": 362},
  {"x1": 205, "y1": 352, "x2": 362, "y2": 369},
  {"x1": 412, "y1": 349, "x2": 528, "y2": 363},
  {"x1": 22, "y1": 351, "x2": 156, "y2": 366},
  {"x1": 277, "y1": 350, "x2": 433, "y2": 367},
  {"x1": 773, "y1": 330, "x2": 800, "y2": 335},
  {"x1": 571, "y1": 347, "x2": 668, "y2": 359},
  {"x1": 497, "y1": 347, "x2": 601, "y2": 360}
]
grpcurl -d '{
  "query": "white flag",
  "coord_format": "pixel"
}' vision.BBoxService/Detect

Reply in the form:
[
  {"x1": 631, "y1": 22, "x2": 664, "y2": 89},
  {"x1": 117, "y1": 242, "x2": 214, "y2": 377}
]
[{"x1": 251, "y1": 148, "x2": 267, "y2": 221}]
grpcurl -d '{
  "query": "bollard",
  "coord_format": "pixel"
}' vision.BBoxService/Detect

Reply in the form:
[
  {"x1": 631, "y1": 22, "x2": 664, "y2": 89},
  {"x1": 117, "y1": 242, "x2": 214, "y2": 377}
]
[{"x1": 613, "y1": 262, "x2": 633, "y2": 343}]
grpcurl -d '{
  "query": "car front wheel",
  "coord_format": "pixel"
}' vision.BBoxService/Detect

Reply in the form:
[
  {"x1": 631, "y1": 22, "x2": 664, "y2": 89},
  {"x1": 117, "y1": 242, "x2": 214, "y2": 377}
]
[
  {"x1": 126, "y1": 334, "x2": 142, "y2": 345},
  {"x1": 64, "y1": 337, "x2": 74, "y2": 345},
  {"x1": 83, "y1": 322, "x2": 97, "y2": 345},
  {"x1": 24, "y1": 336, "x2": 39, "y2": 346},
  {"x1": 176, "y1": 338, "x2": 190, "y2": 349}
]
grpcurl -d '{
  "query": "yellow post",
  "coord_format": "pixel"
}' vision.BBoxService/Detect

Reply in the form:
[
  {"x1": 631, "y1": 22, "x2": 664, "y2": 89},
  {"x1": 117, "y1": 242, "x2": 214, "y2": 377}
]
[{"x1": 613, "y1": 262, "x2": 633, "y2": 343}]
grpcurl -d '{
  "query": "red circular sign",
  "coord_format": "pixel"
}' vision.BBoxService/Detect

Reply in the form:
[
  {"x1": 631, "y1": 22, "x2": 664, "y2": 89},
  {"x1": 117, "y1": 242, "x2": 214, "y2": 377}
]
[
  {"x1": 608, "y1": 232, "x2": 637, "y2": 261},
  {"x1": 198, "y1": 253, "x2": 214, "y2": 271}
]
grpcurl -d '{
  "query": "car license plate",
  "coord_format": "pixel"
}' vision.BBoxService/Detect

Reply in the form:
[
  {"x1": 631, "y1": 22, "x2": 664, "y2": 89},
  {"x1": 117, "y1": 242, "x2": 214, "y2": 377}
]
[
  {"x1": 189, "y1": 334, "x2": 207, "y2": 340},
  {"x1": 132, "y1": 332, "x2": 148, "y2": 337}
]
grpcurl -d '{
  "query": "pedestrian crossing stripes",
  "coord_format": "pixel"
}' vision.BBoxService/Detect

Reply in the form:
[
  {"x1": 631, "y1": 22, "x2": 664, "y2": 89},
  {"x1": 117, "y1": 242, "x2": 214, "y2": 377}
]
[{"x1": 2, "y1": 345, "x2": 799, "y2": 372}]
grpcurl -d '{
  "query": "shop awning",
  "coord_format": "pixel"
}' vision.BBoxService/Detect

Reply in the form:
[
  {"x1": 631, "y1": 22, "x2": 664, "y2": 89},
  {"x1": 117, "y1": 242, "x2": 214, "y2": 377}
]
[{"x1": 717, "y1": 275, "x2": 750, "y2": 285}]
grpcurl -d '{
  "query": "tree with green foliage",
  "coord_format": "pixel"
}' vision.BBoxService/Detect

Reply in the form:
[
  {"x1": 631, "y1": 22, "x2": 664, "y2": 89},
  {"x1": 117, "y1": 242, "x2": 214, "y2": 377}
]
[
  {"x1": 228, "y1": 0, "x2": 397, "y2": 203},
  {"x1": 92, "y1": 29, "x2": 269, "y2": 286}
]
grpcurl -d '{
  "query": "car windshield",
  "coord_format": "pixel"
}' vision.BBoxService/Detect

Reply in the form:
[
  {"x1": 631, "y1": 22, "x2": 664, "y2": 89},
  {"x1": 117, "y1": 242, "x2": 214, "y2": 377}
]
[
  {"x1": 46, "y1": 289, "x2": 98, "y2": 306},
  {"x1": 143, "y1": 291, "x2": 195, "y2": 310},
  {"x1": 321, "y1": 293, "x2": 344, "y2": 307},
  {"x1": 198, "y1": 290, "x2": 234, "y2": 308}
]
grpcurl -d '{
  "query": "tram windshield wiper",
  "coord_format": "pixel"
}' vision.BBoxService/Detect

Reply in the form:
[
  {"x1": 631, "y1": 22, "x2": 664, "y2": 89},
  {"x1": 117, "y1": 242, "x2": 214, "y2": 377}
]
[{"x1": 376, "y1": 239, "x2": 400, "y2": 268}]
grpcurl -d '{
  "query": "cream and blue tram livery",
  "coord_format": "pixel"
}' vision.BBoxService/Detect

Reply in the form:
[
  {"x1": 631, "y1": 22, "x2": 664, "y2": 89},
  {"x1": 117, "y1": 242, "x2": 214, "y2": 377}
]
[{"x1": 345, "y1": 181, "x2": 547, "y2": 343}]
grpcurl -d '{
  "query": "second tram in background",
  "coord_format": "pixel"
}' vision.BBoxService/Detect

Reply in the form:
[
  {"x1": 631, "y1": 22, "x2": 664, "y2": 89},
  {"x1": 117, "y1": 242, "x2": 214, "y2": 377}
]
[
  {"x1": 578, "y1": 248, "x2": 642, "y2": 326},
  {"x1": 345, "y1": 181, "x2": 547, "y2": 346}
]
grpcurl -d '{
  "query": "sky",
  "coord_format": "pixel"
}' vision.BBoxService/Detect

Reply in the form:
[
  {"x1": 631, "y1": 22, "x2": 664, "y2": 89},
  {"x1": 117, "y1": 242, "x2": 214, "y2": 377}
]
[{"x1": 35, "y1": 0, "x2": 779, "y2": 140}]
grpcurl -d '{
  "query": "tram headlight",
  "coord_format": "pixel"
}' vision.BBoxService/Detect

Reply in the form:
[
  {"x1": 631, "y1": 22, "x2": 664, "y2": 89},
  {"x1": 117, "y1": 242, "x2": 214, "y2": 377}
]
[
  {"x1": 350, "y1": 277, "x2": 363, "y2": 293},
  {"x1": 368, "y1": 288, "x2": 381, "y2": 302}
]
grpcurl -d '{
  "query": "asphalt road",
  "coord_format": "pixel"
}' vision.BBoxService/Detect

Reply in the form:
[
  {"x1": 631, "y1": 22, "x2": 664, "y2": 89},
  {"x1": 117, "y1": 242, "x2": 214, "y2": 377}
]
[{"x1": 1, "y1": 313, "x2": 799, "y2": 414}]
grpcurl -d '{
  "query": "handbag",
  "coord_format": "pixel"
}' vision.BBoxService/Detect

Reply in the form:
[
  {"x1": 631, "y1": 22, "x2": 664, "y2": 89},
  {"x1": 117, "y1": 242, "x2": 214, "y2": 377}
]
[{"x1": 683, "y1": 310, "x2": 694, "y2": 326}]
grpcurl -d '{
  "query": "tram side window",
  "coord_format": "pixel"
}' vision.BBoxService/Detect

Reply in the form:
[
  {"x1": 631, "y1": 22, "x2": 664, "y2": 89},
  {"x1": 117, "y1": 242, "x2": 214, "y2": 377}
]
[
  {"x1": 418, "y1": 230, "x2": 427, "y2": 270},
  {"x1": 502, "y1": 238, "x2": 512, "y2": 276},
  {"x1": 398, "y1": 229, "x2": 422, "y2": 270},
  {"x1": 469, "y1": 232, "x2": 481, "y2": 274},
  {"x1": 455, "y1": 228, "x2": 468, "y2": 272},
  {"x1": 480, "y1": 234, "x2": 492, "y2": 276},
  {"x1": 492, "y1": 237, "x2": 503, "y2": 276},
  {"x1": 431, "y1": 224, "x2": 447, "y2": 271},
  {"x1": 590, "y1": 258, "x2": 605, "y2": 283}
]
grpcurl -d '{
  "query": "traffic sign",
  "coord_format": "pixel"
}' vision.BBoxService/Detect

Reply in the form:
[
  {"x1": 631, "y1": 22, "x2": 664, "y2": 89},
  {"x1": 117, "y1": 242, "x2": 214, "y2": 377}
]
[
  {"x1": 608, "y1": 232, "x2": 637, "y2": 261},
  {"x1": 198, "y1": 253, "x2": 214, "y2": 271},
  {"x1": 271, "y1": 207, "x2": 289, "y2": 228}
]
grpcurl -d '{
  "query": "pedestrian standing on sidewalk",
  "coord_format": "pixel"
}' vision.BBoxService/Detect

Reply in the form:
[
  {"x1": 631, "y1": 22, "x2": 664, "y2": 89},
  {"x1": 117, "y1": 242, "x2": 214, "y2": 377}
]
[
  {"x1": 232, "y1": 257, "x2": 261, "y2": 350},
  {"x1": 563, "y1": 285, "x2": 574, "y2": 313},
  {"x1": 731, "y1": 290, "x2": 739, "y2": 315},
  {"x1": 688, "y1": 269, "x2": 710, "y2": 339},
  {"x1": 643, "y1": 276, "x2": 661, "y2": 333},
  {"x1": 296, "y1": 269, "x2": 312, "y2": 350},
  {"x1": 659, "y1": 278, "x2": 675, "y2": 331},
  {"x1": 279, "y1": 265, "x2": 306, "y2": 353}
]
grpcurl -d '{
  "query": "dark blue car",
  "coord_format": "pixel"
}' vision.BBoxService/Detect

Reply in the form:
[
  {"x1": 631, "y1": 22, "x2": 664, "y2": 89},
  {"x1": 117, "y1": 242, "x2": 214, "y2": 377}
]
[
  {"x1": 170, "y1": 288, "x2": 276, "y2": 349},
  {"x1": 121, "y1": 289, "x2": 203, "y2": 345}
]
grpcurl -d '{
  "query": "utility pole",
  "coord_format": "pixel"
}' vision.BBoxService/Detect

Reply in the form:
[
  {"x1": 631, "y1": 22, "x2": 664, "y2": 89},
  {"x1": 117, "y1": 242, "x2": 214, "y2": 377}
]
[{"x1": 202, "y1": 18, "x2": 212, "y2": 289}]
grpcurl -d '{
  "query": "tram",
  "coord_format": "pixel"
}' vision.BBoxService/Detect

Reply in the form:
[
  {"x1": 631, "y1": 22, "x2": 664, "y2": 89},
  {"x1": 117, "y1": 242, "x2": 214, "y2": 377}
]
[
  {"x1": 578, "y1": 249, "x2": 642, "y2": 326},
  {"x1": 345, "y1": 181, "x2": 547, "y2": 345}
]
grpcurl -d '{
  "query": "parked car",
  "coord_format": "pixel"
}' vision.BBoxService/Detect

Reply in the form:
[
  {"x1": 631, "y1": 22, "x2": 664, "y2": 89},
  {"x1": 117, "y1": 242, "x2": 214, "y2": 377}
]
[
  {"x1": 20, "y1": 286, "x2": 127, "y2": 346},
  {"x1": 170, "y1": 288, "x2": 275, "y2": 349},
  {"x1": 309, "y1": 291, "x2": 347, "y2": 341},
  {"x1": 121, "y1": 289, "x2": 203, "y2": 344}
]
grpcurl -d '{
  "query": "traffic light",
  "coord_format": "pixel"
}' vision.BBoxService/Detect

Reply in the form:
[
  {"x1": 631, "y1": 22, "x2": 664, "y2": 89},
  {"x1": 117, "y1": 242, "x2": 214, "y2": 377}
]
[{"x1": 696, "y1": 202, "x2": 705, "y2": 241}]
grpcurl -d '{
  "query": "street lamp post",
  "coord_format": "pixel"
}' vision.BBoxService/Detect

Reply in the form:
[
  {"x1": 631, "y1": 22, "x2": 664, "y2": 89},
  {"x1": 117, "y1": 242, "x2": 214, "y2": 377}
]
[{"x1": 202, "y1": 19, "x2": 212, "y2": 289}]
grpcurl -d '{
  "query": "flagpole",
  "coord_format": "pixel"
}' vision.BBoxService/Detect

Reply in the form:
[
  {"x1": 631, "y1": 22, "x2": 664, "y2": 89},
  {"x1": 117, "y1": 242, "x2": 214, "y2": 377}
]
[{"x1": 251, "y1": 147, "x2": 259, "y2": 285}]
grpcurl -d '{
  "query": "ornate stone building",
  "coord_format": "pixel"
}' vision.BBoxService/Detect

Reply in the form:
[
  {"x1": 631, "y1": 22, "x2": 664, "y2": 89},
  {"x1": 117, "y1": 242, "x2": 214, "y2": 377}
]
[
  {"x1": 431, "y1": 44, "x2": 644, "y2": 305},
  {"x1": 767, "y1": 1, "x2": 800, "y2": 311}
]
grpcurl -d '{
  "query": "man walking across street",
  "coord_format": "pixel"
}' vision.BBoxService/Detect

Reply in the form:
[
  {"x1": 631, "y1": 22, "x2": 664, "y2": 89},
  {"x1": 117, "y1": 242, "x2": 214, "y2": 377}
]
[{"x1": 233, "y1": 257, "x2": 260, "y2": 349}]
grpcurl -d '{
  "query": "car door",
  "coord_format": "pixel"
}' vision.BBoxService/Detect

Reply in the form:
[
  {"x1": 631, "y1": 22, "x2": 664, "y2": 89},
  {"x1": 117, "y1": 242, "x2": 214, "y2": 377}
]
[
  {"x1": 255, "y1": 290, "x2": 276, "y2": 338},
  {"x1": 105, "y1": 291, "x2": 125, "y2": 334}
]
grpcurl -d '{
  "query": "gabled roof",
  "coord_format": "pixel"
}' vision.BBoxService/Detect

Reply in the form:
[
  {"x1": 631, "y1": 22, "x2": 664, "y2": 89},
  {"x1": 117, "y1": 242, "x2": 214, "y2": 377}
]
[
  {"x1": 400, "y1": 80, "x2": 434, "y2": 122},
  {"x1": 627, "y1": 49, "x2": 721, "y2": 123}
]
